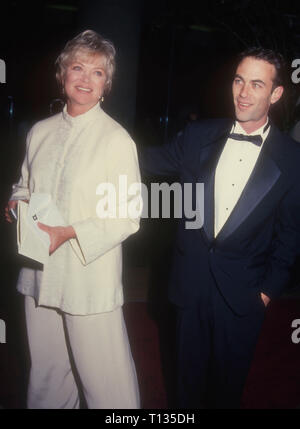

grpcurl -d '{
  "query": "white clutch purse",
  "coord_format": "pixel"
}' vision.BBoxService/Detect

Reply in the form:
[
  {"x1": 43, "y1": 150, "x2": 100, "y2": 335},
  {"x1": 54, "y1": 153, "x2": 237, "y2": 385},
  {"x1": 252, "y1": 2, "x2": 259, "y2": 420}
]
[{"x1": 17, "y1": 193, "x2": 65, "y2": 264}]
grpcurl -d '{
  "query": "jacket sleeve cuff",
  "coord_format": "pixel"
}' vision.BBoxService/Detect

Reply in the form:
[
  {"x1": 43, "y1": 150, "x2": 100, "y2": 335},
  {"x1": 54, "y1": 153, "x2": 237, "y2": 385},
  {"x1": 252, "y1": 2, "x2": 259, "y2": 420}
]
[{"x1": 70, "y1": 217, "x2": 139, "y2": 266}]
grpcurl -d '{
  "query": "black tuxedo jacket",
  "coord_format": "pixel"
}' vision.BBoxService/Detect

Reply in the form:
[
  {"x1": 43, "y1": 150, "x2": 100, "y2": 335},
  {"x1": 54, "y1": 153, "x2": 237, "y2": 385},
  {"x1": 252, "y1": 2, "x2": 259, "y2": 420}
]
[{"x1": 141, "y1": 119, "x2": 300, "y2": 315}]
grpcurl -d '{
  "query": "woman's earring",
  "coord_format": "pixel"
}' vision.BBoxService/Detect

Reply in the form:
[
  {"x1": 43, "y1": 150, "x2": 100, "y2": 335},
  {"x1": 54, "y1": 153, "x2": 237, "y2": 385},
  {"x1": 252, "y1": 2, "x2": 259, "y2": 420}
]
[{"x1": 100, "y1": 96, "x2": 104, "y2": 103}]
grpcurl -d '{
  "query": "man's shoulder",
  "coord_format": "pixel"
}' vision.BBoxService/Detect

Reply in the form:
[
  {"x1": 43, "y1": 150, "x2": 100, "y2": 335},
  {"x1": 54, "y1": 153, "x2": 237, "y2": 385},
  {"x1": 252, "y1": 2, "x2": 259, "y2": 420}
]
[
  {"x1": 185, "y1": 118, "x2": 231, "y2": 142},
  {"x1": 188, "y1": 118, "x2": 231, "y2": 132},
  {"x1": 270, "y1": 126, "x2": 300, "y2": 177},
  {"x1": 272, "y1": 126, "x2": 300, "y2": 155}
]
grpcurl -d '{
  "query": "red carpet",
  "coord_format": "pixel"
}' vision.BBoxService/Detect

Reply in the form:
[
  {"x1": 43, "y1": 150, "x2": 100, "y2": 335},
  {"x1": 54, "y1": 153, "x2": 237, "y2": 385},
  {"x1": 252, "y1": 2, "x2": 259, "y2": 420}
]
[
  {"x1": 123, "y1": 303, "x2": 168, "y2": 408},
  {"x1": 242, "y1": 298, "x2": 300, "y2": 409},
  {"x1": 0, "y1": 299, "x2": 300, "y2": 408}
]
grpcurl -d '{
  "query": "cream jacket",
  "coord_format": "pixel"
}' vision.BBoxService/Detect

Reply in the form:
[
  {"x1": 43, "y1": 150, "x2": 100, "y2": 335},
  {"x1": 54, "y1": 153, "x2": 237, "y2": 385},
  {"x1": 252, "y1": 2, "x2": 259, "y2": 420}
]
[{"x1": 11, "y1": 103, "x2": 141, "y2": 315}]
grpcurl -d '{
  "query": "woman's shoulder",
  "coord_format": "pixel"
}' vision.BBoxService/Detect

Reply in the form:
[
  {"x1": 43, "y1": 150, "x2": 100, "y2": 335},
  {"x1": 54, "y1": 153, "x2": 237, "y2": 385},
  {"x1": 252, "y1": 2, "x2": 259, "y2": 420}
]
[
  {"x1": 29, "y1": 112, "x2": 62, "y2": 136},
  {"x1": 98, "y1": 109, "x2": 132, "y2": 141}
]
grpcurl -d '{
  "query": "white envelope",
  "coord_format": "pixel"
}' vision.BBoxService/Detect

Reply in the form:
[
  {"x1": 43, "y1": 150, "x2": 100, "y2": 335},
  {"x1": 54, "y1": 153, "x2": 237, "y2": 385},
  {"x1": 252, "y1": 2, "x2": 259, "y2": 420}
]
[{"x1": 17, "y1": 193, "x2": 66, "y2": 265}]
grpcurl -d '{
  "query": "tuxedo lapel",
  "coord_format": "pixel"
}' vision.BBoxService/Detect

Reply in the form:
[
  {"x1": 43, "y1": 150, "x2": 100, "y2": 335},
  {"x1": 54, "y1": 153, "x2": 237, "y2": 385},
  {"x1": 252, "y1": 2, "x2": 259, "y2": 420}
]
[
  {"x1": 215, "y1": 128, "x2": 282, "y2": 243},
  {"x1": 202, "y1": 162, "x2": 216, "y2": 243},
  {"x1": 197, "y1": 125, "x2": 232, "y2": 243}
]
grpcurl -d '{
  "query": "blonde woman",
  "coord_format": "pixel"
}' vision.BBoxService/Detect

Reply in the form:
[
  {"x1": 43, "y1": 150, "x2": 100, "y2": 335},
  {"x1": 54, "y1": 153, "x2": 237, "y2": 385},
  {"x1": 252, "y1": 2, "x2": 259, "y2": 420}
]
[{"x1": 5, "y1": 30, "x2": 141, "y2": 409}]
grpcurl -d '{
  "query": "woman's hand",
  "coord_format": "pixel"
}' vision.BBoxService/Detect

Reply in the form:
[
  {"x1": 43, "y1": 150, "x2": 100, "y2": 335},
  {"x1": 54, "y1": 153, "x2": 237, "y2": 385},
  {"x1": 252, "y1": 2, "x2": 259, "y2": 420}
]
[
  {"x1": 260, "y1": 292, "x2": 271, "y2": 307},
  {"x1": 5, "y1": 200, "x2": 28, "y2": 223},
  {"x1": 38, "y1": 223, "x2": 76, "y2": 255}
]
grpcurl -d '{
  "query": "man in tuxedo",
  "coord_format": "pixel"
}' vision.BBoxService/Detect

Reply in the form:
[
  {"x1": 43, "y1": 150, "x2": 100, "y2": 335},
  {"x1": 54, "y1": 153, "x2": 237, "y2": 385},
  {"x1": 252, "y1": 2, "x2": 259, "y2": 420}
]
[{"x1": 141, "y1": 47, "x2": 300, "y2": 408}]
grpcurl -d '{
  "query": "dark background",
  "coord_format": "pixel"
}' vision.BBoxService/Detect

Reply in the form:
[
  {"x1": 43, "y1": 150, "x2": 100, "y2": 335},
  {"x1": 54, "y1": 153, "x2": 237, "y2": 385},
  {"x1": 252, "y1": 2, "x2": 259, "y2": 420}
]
[
  {"x1": 1, "y1": 0, "x2": 300, "y2": 408},
  {"x1": 2, "y1": 1, "x2": 300, "y2": 138},
  {"x1": 1, "y1": 0, "x2": 300, "y2": 254}
]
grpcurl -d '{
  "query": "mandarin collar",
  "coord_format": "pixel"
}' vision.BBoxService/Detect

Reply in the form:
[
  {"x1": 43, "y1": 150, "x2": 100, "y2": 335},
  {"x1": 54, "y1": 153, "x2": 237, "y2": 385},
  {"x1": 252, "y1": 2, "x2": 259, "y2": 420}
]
[{"x1": 62, "y1": 102, "x2": 101, "y2": 127}]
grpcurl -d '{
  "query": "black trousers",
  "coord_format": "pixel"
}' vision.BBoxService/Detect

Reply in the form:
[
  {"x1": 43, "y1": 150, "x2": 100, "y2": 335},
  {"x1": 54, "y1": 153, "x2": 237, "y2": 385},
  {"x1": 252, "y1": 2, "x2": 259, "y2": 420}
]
[{"x1": 175, "y1": 282, "x2": 266, "y2": 409}]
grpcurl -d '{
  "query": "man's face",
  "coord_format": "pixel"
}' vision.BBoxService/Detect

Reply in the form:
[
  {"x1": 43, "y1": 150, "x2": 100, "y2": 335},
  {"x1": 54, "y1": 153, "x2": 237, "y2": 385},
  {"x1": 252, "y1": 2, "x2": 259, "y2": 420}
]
[{"x1": 232, "y1": 56, "x2": 283, "y2": 133}]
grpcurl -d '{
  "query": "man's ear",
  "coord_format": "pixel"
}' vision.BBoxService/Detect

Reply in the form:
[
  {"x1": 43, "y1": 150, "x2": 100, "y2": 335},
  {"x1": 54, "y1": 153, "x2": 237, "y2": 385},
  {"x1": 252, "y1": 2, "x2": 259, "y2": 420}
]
[{"x1": 270, "y1": 85, "x2": 284, "y2": 105}]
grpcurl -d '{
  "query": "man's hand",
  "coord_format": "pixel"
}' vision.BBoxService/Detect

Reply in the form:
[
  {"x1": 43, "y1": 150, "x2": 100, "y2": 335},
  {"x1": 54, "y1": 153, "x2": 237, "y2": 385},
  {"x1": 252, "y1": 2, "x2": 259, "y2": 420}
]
[
  {"x1": 38, "y1": 223, "x2": 76, "y2": 255},
  {"x1": 260, "y1": 292, "x2": 271, "y2": 307}
]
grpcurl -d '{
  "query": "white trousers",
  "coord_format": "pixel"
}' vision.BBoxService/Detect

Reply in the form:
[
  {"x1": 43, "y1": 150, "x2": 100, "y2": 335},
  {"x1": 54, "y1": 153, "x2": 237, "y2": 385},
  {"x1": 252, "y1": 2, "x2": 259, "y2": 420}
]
[{"x1": 25, "y1": 296, "x2": 140, "y2": 409}]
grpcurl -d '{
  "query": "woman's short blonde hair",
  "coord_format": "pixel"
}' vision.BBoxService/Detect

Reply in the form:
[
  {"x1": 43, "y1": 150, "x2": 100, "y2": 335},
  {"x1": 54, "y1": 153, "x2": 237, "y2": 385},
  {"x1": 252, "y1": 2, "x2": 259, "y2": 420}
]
[{"x1": 55, "y1": 29, "x2": 116, "y2": 94}]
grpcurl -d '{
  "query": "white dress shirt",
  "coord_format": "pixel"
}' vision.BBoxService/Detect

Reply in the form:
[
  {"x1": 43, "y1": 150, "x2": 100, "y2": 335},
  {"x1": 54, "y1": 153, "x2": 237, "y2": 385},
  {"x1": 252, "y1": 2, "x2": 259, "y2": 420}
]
[{"x1": 214, "y1": 120, "x2": 270, "y2": 237}]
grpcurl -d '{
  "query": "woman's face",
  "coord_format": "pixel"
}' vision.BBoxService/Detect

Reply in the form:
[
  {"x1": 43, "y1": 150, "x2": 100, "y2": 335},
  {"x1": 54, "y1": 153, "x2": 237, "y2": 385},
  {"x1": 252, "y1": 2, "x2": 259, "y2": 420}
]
[{"x1": 63, "y1": 52, "x2": 108, "y2": 116}]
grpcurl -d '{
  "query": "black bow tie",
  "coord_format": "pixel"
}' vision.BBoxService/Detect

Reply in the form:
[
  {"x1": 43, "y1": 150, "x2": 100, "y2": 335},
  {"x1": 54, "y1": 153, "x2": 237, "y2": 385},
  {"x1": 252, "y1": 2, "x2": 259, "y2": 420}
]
[
  {"x1": 229, "y1": 122, "x2": 270, "y2": 147},
  {"x1": 229, "y1": 133, "x2": 263, "y2": 146}
]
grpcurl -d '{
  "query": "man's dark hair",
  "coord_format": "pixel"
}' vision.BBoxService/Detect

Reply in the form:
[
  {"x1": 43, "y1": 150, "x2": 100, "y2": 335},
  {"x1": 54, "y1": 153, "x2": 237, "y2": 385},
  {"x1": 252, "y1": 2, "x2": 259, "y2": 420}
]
[{"x1": 237, "y1": 47, "x2": 287, "y2": 91}]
